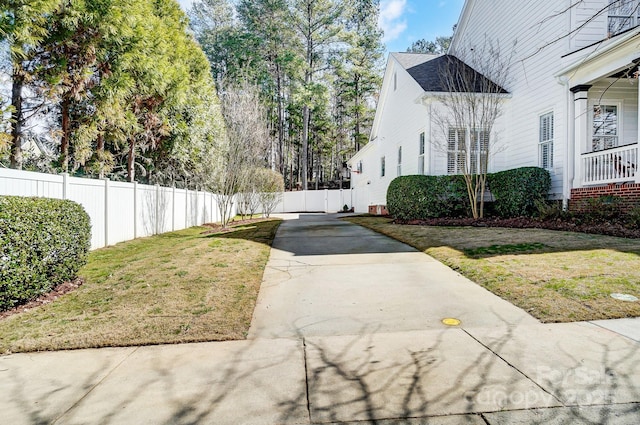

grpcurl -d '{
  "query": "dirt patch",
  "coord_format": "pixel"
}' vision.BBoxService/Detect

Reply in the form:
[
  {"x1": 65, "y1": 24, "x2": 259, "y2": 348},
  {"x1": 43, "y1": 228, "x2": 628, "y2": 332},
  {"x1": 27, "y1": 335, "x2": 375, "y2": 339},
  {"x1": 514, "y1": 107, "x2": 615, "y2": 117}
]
[
  {"x1": 0, "y1": 278, "x2": 84, "y2": 320},
  {"x1": 201, "y1": 217, "x2": 275, "y2": 235}
]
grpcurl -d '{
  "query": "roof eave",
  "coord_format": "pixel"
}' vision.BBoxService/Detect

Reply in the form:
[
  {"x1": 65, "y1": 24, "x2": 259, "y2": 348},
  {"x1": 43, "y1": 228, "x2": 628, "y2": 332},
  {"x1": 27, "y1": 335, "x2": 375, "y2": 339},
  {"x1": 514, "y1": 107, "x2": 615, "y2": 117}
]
[{"x1": 556, "y1": 28, "x2": 640, "y2": 78}]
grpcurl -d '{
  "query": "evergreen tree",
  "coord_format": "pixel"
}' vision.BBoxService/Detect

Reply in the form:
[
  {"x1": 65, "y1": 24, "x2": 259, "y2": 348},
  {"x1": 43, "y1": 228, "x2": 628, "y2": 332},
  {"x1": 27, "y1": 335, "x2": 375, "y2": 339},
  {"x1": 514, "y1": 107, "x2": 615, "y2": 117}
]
[{"x1": 1, "y1": 0, "x2": 61, "y2": 169}]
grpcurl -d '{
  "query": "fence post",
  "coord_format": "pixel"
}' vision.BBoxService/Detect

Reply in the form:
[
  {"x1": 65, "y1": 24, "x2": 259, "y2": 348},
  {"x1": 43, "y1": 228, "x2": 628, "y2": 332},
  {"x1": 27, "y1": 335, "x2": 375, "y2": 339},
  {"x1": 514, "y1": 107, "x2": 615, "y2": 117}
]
[
  {"x1": 155, "y1": 184, "x2": 160, "y2": 235},
  {"x1": 325, "y1": 189, "x2": 329, "y2": 213},
  {"x1": 133, "y1": 181, "x2": 138, "y2": 239},
  {"x1": 172, "y1": 186, "x2": 176, "y2": 231},
  {"x1": 62, "y1": 173, "x2": 69, "y2": 200},
  {"x1": 185, "y1": 188, "x2": 189, "y2": 228},
  {"x1": 104, "y1": 178, "x2": 110, "y2": 247}
]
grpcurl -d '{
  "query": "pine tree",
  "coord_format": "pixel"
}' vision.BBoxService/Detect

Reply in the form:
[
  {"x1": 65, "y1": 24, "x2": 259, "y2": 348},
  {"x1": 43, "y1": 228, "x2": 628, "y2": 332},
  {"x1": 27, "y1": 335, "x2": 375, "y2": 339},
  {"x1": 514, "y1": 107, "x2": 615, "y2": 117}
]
[{"x1": 1, "y1": 0, "x2": 61, "y2": 169}]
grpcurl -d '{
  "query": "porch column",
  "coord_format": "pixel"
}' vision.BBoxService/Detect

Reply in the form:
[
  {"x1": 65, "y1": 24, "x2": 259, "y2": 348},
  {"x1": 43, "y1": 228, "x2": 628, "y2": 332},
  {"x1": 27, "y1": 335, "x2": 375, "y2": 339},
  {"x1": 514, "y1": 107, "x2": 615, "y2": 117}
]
[
  {"x1": 637, "y1": 69, "x2": 640, "y2": 183},
  {"x1": 571, "y1": 85, "x2": 591, "y2": 188}
]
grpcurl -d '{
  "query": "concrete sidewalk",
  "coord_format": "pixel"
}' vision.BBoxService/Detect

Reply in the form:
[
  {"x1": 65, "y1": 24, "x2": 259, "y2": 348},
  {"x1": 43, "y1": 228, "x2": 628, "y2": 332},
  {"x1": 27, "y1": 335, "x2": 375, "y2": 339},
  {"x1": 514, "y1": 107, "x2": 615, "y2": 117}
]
[{"x1": 2, "y1": 213, "x2": 639, "y2": 424}]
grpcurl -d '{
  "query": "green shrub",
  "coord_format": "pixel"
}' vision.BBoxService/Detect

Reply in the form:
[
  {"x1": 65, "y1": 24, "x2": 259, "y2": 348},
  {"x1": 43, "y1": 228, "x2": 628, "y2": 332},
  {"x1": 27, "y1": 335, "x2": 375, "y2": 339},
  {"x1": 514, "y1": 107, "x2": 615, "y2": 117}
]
[
  {"x1": 535, "y1": 200, "x2": 569, "y2": 221},
  {"x1": 581, "y1": 195, "x2": 623, "y2": 221},
  {"x1": 488, "y1": 167, "x2": 551, "y2": 217},
  {"x1": 387, "y1": 175, "x2": 468, "y2": 220},
  {"x1": 0, "y1": 196, "x2": 91, "y2": 311},
  {"x1": 626, "y1": 206, "x2": 640, "y2": 227}
]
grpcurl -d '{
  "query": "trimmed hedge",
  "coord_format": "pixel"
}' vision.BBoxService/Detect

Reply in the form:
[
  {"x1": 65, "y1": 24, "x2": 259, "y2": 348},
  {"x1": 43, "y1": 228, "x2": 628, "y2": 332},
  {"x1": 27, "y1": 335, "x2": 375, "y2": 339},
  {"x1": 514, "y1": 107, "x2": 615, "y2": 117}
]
[
  {"x1": 0, "y1": 196, "x2": 91, "y2": 311},
  {"x1": 387, "y1": 167, "x2": 551, "y2": 220},
  {"x1": 488, "y1": 167, "x2": 551, "y2": 217},
  {"x1": 387, "y1": 175, "x2": 468, "y2": 220}
]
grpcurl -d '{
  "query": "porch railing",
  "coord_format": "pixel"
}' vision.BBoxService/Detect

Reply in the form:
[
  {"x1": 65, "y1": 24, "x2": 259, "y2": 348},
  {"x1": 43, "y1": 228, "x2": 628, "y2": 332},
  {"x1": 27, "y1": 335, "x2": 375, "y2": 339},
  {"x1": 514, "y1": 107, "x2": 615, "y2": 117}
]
[{"x1": 581, "y1": 144, "x2": 638, "y2": 186}]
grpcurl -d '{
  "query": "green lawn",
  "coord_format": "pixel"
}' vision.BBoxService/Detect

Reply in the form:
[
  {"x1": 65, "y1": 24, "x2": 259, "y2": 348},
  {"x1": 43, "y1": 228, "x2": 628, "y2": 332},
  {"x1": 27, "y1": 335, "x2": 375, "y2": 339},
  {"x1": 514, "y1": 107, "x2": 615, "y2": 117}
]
[
  {"x1": 346, "y1": 216, "x2": 640, "y2": 323},
  {"x1": 0, "y1": 219, "x2": 281, "y2": 354}
]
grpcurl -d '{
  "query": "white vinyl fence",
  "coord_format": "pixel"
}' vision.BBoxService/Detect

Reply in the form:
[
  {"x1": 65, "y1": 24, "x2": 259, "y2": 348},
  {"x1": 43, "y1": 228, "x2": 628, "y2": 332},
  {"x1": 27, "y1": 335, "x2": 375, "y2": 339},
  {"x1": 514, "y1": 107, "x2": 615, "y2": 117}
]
[
  {"x1": 1, "y1": 168, "x2": 371, "y2": 250},
  {"x1": 0, "y1": 168, "x2": 235, "y2": 249},
  {"x1": 274, "y1": 188, "x2": 364, "y2": 214}
]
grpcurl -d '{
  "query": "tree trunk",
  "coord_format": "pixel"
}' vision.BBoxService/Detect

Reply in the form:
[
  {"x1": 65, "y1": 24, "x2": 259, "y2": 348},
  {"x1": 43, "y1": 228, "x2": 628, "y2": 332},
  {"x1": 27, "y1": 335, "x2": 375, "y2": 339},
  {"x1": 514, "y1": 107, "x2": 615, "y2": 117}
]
[
  {"x1": 302, "y1": 104, "x2": 309, "y2": 190},
  {"x1": 97, "y1": 133, "x2": 105, "y2": 179},
  {"x1": 127, "y1": 140, "x2": 136, "y2": 182},
  {"x1": 354, "y1": 76, "x2": 361, "y2": 152},
  {"x1": 60, "y1": 97, "x2": 72, "y2": 172},
  {"x1": 277, "y1": 64, "x2": 285, "y2": 175},
  {"x1": 9, "y1": 70, "x2": 24, "y2": 170}
]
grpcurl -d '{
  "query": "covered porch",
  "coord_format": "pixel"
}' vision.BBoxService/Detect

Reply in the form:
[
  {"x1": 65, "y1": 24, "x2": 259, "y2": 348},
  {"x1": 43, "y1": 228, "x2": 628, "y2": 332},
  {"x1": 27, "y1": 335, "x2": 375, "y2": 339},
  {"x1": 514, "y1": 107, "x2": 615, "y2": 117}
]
[{"x1": 559, "y1": 29, "x2": 640, "y2": 188}]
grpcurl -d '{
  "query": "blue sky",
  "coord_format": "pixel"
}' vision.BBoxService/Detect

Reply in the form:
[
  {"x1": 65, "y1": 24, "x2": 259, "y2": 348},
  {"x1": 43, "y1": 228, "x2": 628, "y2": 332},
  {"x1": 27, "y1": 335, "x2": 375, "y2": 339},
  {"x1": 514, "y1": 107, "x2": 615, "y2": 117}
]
[
  {"x1": 177, "y1": 0, "x2": 464, "y2": 53},
  {"x1": 379, "y1": 0, "x2": 464, "y2": 52}
]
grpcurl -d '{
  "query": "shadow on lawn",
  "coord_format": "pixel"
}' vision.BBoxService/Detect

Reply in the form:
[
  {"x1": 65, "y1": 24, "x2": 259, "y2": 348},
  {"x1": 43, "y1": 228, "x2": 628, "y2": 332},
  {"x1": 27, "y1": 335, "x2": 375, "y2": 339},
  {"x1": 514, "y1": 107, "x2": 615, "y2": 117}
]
[
  {"x1": 201, "y1": 218, "x2": 282, "y2": 246},
  {"x1": 345, "y1": 217, "x2": 640, "y2": 260}
]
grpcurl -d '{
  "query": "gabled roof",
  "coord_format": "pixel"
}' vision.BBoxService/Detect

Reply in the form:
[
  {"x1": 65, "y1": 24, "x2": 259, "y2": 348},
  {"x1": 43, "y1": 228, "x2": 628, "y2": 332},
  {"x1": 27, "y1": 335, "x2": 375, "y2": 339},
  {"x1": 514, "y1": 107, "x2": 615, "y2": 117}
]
[
  {"x1": 390, "y1": 52, "x2": 438, "y2": 69},
  {"x1": 404, "y1": 54, "x2": 509, "y2": 94}
]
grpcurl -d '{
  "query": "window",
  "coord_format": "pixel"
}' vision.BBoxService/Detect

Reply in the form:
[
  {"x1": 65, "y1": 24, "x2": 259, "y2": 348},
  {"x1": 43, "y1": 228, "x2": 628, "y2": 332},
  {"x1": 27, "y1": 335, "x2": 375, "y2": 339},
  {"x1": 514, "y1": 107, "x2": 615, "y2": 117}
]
[
  {"x1": 447, "y1": 128, "x2": 489, "y2": 175},
  {"x1": 357, "y1": 160, "x2": 363, "y2": 173},
  {"x1": 592, "y1": 104, "x2": 619, "y2": 151},
  {"x1": 608, "y1": 0, "x2": 640, "y2": 36},
  {"x1": 470, "y1": 129, "x2": 489, "y2": 175},
  {"x1": 418, "y1": 132, "x2": 425, "y2": 175},
  {"x1": 447, "y1": 128, "x2": 467, "y2": 174},
  {"x1": 381, "y1": 156, "x2": 386, "y2": 177},
  {"x1": 539, "y1": 112, "x2": 554, "y2": 170},
  {"x1": 393, "y1": 72, "x2": 397, "y2": 91},
  {"x1": 397, "y1": 146, "x2": 402, "y2": 176}
]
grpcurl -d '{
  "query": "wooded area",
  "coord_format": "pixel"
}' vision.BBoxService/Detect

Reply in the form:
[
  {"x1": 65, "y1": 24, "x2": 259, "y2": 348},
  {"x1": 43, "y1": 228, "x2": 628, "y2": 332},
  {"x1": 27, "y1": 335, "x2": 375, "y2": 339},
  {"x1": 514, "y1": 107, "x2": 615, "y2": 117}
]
[
  {"x1": 188, "y1": 0, "x2": 384, "y2": 190},
  {"x1": 0, "y1": 0, "x2": 385, "y2": 192}
]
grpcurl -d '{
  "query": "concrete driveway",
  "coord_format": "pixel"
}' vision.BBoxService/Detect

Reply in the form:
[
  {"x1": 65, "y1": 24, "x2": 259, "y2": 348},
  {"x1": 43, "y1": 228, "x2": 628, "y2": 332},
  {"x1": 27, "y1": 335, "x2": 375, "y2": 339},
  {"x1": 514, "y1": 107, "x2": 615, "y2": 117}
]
[
  {"x1": 248, "y1": 213, "x2": 539, "y2": 338},
  {"x1": 2, "y1": 213, "x2": 639, "y2": 424}
]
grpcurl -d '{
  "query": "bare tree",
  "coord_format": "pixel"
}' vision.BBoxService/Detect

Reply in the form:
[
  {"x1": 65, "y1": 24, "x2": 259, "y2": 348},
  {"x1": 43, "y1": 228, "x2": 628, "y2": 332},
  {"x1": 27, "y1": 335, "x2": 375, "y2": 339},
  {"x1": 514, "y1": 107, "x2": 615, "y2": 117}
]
[
  {"x1": 256, "y1": 168, "x2": 284, "y2": 218},
  {"x1": 213, "y1": 81, "x2": 270, "y2": 227},
  {"x1": 433, "y1": 39, "x2": 513, "y2": 219},
  {"x1": 237, "y1": 170, "x2": 261, "y2": 219}
]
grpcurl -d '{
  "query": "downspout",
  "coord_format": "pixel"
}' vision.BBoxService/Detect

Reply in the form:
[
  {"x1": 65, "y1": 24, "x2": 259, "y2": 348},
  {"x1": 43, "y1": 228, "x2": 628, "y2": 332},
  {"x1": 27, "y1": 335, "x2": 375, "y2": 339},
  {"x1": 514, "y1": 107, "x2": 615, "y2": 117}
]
[
  {"x1": 428, "y1": 101, "x2": 433, "y2": 175},
  {"x1": 558, "y1": 76, "x2": 573, "y2": 210},
  {"x1": 565, "y1": 0, "x2": 574, "y2": 210}
]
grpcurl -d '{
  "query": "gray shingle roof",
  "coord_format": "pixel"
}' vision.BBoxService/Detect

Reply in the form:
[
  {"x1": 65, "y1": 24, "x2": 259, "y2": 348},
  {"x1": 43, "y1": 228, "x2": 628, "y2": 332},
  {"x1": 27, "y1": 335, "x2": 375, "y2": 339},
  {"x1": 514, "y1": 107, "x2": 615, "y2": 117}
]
[{"x1": 397, "y1": 54, "x2": 509, "y2": 94}]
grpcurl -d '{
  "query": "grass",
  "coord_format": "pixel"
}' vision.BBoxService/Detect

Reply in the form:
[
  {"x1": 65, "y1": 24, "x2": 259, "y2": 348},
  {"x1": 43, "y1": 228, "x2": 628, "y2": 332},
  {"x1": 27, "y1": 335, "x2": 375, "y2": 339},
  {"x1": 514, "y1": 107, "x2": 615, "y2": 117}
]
[
  {"x1": 0, "y1": 219, "x2": 281, "y2": 354},
  {"x1": 345, "y1": 216, "x2": 640, "y2": 323}
]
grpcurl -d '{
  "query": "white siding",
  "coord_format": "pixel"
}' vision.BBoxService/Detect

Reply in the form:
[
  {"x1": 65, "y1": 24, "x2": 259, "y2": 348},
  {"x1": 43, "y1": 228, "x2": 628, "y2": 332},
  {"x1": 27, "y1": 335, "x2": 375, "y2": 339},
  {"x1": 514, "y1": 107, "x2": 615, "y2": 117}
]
[
  {"x1": 352, "y1": 57, "x2": 431, "y2": 207},
  {"x1": 450, "y1": 0, "x2": 592, "y2": 198},
  {"x1": 570, "y1": 0, "x2": 609, "y2": 50},
  {"x1": 351, "y1": 1, "x2": 622, "y2": 205}
]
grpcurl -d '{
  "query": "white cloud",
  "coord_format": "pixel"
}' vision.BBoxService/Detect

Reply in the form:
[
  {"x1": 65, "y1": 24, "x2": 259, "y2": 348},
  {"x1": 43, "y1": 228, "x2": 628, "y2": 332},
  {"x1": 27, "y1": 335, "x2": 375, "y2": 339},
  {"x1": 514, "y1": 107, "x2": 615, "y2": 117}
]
[{"x1": 379, "y1": 0, "x2": 408, "y2": 43}]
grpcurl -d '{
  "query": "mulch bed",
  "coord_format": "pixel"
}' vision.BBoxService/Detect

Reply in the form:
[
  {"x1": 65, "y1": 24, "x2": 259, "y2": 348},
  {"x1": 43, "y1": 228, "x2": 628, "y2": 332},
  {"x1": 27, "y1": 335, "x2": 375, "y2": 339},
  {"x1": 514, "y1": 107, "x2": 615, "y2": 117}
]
[
  {"x1": 0, "y1": 278, "x2": 84, "y2": 320},
  {"x1": 396, "y1": 217, "x2": 640, "y2": 239}
]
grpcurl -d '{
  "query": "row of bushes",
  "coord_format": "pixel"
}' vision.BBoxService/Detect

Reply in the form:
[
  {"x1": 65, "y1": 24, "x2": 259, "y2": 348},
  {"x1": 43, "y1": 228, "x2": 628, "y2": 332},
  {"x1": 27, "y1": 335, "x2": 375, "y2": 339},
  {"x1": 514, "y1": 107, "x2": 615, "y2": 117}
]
[
  {"x1": 0, "y1": 196, "x2": 91, "y2": 311},
  {"x1": 387, "y1": 167, "x2": 551, "y2": 220}
]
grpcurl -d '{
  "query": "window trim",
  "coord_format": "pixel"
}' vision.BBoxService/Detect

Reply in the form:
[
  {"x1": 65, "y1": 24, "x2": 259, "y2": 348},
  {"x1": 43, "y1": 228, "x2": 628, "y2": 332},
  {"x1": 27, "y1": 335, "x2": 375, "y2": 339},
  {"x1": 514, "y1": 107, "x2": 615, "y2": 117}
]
[
  {"x1": 589, "y1": 100, "x2": 622, "y2": 152},
  {"x1": 418, "y1": 132, "x2": 425, "y2": 175},
  {"x1": 539, "y1": 111, "x2": 554, "y2": 170},
  {"x1": 447, "y1": 127, "x2": 489, "y2": 175}
]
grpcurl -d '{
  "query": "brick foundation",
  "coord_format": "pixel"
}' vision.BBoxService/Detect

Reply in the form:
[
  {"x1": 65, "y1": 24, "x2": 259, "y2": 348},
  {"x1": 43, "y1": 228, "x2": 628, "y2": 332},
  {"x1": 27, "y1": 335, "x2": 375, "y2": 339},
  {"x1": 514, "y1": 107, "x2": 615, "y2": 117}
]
[
  {"x1": 368, "y1": 205, "x2": 389, "y2": 216},
  {"x1": 570, "y1": 183, "x2": 640, "y2": 213}
]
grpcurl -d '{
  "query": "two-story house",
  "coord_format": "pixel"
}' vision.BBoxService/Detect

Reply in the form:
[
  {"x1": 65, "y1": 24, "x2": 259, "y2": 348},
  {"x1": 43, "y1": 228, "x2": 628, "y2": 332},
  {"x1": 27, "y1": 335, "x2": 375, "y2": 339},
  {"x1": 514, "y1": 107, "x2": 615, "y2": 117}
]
[{"x1": 349, "y1": 0, "x2": 640, "y2": 213}]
